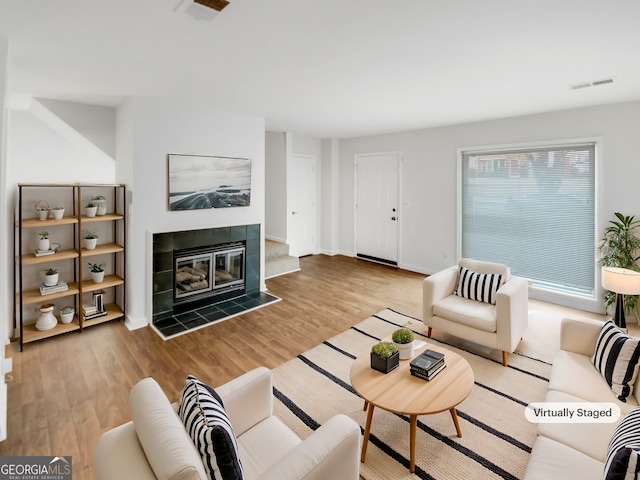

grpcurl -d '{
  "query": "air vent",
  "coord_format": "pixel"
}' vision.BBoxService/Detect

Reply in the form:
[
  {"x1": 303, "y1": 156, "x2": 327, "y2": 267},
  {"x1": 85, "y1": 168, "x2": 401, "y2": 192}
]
[{"x1": 570, "y1": 78, "x2": 615, "y2": 90}]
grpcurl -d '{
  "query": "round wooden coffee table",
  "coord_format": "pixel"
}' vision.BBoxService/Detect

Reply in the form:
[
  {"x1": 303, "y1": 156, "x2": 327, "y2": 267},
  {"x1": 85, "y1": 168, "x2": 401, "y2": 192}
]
[{"x1": 350, "y1": 341, "x2": 474, "y2": 473}]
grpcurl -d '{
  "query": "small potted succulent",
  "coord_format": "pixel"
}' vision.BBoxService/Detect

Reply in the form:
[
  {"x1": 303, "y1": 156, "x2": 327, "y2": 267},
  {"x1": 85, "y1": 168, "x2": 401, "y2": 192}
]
[
  {"x1": 38, "y1": 231, "x2": 50, "y2": 251},
  {"x1": 93, "y1": 195, "x2": 107, "y2": 216},
  {"x1": 43, "y1": 267, "x2": 59, "y2": 287},
  {"x1": 51, "y1": 206, "x2": 65, "y2": 220},
  {"x1": 59, "y1": 305, "x2": 75, "y2": 324},
  {"x1": 85, "y1": 201, "x2": 98, "y2": 218},
  {"x1": 88, "y1": 262, "x2": 105, "y2": 283},
  {"x1": 82, "y1": 229, "x2": 99, "y2": 250},
  {"x1": 392, "y1": 328, "x2": 415, "y2": 360},
  {"x1": 34, "y1": 200, "x2": 50, "y2": 221},
  {"x1": 370, "y1": 341, "x2": 400, "y2": 373}
]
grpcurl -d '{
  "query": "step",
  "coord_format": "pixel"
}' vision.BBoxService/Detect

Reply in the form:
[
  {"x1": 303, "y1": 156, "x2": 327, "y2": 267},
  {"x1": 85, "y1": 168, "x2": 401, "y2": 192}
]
[
  {"x1": 265, "y1": 255, "x2": 300, "y2": 279},
  {"x1": 265, "y1": 240, "x2": 290, "y2": 260}
]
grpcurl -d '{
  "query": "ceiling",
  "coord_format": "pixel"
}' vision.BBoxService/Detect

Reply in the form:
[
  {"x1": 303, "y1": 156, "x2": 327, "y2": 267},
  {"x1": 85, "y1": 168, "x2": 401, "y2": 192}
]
[{"x1": 1, "y1": 0, "x2": 639, "y2": 138}]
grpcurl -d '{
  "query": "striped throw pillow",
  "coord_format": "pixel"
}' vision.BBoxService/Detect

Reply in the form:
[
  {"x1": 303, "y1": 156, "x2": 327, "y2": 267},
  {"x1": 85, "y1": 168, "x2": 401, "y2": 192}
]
[
  {"x1": 455, "y1": 266, "x2": 503, "y2": 305},
  {"x1": 592, "y1": 321, "x2": 640, "y2": 402},
  {"x1": 605, "y1": 408, "x2": 640, "y2": 479},
  {"x1": 178, "y1": 375, "x2": 244, "y2": 480}
]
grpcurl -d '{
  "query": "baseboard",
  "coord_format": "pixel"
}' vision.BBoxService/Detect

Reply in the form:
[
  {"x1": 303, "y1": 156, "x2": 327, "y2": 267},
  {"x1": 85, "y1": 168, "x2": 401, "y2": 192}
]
[{"x1": 265, "y1": 235, "x2": 287, "y2": 244}]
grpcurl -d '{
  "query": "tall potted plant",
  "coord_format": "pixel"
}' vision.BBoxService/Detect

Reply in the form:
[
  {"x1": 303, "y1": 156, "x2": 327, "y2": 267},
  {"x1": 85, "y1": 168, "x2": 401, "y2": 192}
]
[{"x1": 599, "y1": 212, "x2": 640, "y2": 317}]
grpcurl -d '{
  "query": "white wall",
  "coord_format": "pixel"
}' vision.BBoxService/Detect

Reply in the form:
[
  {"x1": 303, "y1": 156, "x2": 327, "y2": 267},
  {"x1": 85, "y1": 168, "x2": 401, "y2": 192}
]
[
  {"x1": 118, "y1": 98, "x2": 265, "y2": 329},
  {"x1": 0, "y1": 33, "x2": 9, "y2": 442},
  {"x1": 335, "y1": 101, "x2": 640, "y2": 312},
  {"x1": 265, "y1": 131, "x2": 287, "y2": 242}
]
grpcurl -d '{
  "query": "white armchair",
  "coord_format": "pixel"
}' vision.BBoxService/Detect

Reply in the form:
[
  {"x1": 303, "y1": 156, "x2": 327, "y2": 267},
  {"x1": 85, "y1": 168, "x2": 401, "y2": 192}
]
[
  {"x1": 423, "y1": 258, "x2": 528, "y2": 366},
  {"x1": 95, "y1": 367, "x2": 361, "y2": 480}
]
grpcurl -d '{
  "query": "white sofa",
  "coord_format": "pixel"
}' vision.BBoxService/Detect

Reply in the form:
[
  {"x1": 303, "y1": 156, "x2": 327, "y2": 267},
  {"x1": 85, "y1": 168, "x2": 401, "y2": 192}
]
[
  {"x1": 524, "y1": 317, "x2": 640, "y2": 480},
  {"x1": 95, "y1": 367, "x2": 361, "y2": 480},
  {"x1": 423, "y1": 258, "x2": 529, "y2": 366}
]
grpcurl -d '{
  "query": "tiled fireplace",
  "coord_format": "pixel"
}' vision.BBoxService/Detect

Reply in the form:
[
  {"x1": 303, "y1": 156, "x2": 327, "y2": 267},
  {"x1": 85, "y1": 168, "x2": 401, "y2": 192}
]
[{"x1": 152, "y1": 224, "x2": 275, "y2": 338}]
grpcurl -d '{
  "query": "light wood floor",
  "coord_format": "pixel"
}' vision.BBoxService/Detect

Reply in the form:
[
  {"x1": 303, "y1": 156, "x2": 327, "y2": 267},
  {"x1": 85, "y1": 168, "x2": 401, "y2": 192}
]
[{"x1": 0, "y1": 254, "x2": 425, "y2": 480}]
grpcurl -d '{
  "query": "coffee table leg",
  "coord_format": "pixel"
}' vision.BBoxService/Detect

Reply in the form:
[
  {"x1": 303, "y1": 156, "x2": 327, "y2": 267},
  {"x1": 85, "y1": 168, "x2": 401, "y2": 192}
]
[
  {"x1": 361, "y1": 403, "x2": 375, "y2": 463},
  {"x1": 410, "y1": 415, "x2": 417, "y2": 473},
  {"x1": 450, "y1": 408, "x2": 462, "y2": 437}
]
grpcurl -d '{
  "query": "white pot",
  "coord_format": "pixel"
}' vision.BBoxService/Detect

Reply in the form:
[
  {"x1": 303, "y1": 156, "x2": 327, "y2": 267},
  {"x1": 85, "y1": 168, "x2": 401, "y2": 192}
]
[
  {"x1": 44, "y1": 273, "x2": 59, "y2": 287},
  {"x1": 35, "y1": 304, "x2": 57, "y2": 331},
  {"x1": 394, "y1": 341, "x2": 415, "y2": 360},
  {"x1": 83, "y1": 238, "x2": 98, "y2": 250},
  {"x1": 85, "y1": 206, "x2": 97, "y2": 217},
  {"x1": 60, "y1": 311, "x2": 75, "y2": 324},
  {"x1": 96, "y1": 206, "x2": 107, "y2": 216},
  {"x1": 91, "y1": 271, "x2": 105, "y2": 284},
  {"x1": 38, "y1": 238, "x2": 50, "y2": 251},
  {"x1": 51, "y1": 208, "x2": 65, "y2": 220},
  {"x1": 38, "y1": 210, "x2": 49, "y2": 220}
]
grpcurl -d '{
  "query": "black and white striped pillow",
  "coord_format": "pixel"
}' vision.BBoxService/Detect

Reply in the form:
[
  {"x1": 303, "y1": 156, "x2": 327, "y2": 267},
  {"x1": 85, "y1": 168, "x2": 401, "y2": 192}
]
[
  {"x1": 455, "y1": 266, "x2": 503, "y2": 305},
  {"x1": 604, "y1": 408, "x2": 640, "y2": 479},
  {"x1": 178, "y1": 375, "x2": 244, "y2": 480},
  {"x1": 592, "y1": 321, "x2": 640, "y2": 402}
]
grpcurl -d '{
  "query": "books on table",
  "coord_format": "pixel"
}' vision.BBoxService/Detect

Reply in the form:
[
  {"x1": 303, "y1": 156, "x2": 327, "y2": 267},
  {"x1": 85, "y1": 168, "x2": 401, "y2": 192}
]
[{"x1": 410, "y1": 349, "x2": 446, "y2": 381}]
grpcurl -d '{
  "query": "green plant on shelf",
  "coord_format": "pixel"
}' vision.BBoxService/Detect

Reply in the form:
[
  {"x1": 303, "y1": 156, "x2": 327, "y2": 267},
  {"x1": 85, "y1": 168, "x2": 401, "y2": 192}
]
[
  {"x1": 60, "y1": 306, "x2": 74, "y2": 315},
  {"x1": 88, "y1": 262, "x2": 105, "y2": 273},
  {"x1": 39, "y1": 231, "x2": 49, "y2": 239},
  {"x1": 82, "y1": 228, "x2": 99, "y2": 239},
  {"x1": 44, "y1": 267, "x2": 58, "y2": 275}
]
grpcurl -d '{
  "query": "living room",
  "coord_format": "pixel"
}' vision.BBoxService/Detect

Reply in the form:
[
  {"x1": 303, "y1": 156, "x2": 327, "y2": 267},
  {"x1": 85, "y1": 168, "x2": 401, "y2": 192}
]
[{"x1": 1, "y1": 1, "x2": 640, "y2": 479}]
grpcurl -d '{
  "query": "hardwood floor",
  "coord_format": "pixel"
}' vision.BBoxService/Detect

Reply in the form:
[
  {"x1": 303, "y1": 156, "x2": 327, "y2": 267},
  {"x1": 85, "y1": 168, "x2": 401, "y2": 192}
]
[{"x1": 0, "y1": 254, "x2": 425, "y2": 479}]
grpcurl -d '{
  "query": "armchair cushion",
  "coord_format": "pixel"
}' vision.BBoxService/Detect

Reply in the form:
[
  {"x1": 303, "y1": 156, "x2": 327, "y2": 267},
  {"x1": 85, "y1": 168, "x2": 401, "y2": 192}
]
[
  {"x1": 455, "y1": 266, "x2": 504, "y2": 305},
  {"x1": 433, "y1": 295, "x2": 497, "y2": 332},
  {"x1": 592, "y1": 321, "x2": 640, "y2": 402},
  {"x1": 179, "y1": 375, "x2": 244, "y2": 480}
]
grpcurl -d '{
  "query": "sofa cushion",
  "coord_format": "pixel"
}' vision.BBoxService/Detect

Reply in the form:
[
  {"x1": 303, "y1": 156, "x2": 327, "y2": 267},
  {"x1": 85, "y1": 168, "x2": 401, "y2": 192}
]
[
  {"x1": 179, "y1": 375, "x2": 244, "y2": 480},
  {"x1": 605, "y1": 408, "x2": 640, "y2": 479},
  {"x1": 592, "y1": 321, "x2": 640, "y2": 402},
  {"x1": 523, "y1": 435, "x2": 604, "y2": 480},
  {"x1": 455, "y1": 266, "x2": 503, "y2": 305},
  {"x1": 129, "y1": 377, "x2": 207, "y2": 480},
  {"x1": 549, "y1": 350, "x2": 639, "y2": 413},
  {"x1": 433, "y1": 295, "x2": 497, "y2": 332}
]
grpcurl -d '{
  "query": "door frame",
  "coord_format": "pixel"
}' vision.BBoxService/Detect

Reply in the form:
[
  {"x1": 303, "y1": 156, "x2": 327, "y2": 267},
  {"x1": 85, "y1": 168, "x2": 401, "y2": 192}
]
[
  {"x1": 287, "y1": 153, "x2": 317, "y2": 257},
  {"x1": 353, "y1": 150, "x2": 403, "y2": 265}
]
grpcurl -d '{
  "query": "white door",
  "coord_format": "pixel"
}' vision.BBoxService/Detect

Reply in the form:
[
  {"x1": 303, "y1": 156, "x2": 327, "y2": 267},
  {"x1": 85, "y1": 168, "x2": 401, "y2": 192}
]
[
  {"x1": 356, "y1": 152, "x2": 399, "y2": 264},
  {"x1": 289, "y1": 155, "x2": 316, "y2": 257}
]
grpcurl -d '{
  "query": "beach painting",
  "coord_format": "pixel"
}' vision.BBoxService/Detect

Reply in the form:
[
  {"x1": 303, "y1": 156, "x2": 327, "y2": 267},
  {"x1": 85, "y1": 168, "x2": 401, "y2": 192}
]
[{"x1": 168, "y1": 154, "x2": 251, "y2": 211}]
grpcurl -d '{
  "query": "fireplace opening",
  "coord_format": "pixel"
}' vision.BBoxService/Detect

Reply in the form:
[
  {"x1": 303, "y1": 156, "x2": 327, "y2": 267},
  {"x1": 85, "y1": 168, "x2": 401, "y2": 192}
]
[{"x1": 174, "y1": 241, "x2": 246, "y2": 311}]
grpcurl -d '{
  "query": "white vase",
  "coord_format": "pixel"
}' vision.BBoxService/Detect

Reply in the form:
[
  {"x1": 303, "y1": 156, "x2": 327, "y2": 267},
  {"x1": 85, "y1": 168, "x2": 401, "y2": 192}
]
[
  {"x1": 85, "y1": 206, "x2": 97, "y2": 217},
  {"x1": 38, "y1": 238, "x2": 50, "y2": 251},
  {"x1": 83, "y1": 238, "x2": 97, "y2": 250},
  {"x1": 38, "y1": 210, "x2": 49, "y2": 220},
  {"x1": 51, "y1": 208, "x2": 65, "y2": 220},
  {"x1": 394, "y1": 341, "x2": 415, "y2": 360},
  {"x1": 91, "y1": 271, "x2": 105, "y2": 284},
  {"x1": 44, "y1": 273, "x2": 59, "y2": 287},
  {"x1": 35, "y1": 304, "x2": 57, "y2": 331}
]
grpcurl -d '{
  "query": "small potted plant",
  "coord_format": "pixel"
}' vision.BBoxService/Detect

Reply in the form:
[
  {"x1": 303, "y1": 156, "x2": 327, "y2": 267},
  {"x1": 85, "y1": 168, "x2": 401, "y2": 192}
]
[
  {"x1": 82, "y1": 229, "x2": 99, "y2": 250},
  {"x1": 93, "y1": 195, "x2": 107, "y2": 216},
  {"x1": 85, "y1": 201, "x2": 98, "y2": 218},
  {"x1": 38, "y1": 231, "x2": 50, "y2": 251},
  {"x1": 34, "y1": 200, "x2": 50, "y2": 220},
  {"x1": 88, "y1": 262, "x2": 105, "y2": 283},
  {"x1": 371, "y1": 341, "x2": 400, "y2": 373},
  {"x1": 43, "y1": 267, "x2": 59, "y2": 287},
  {"x1": 392, "y1": 328, "x2": 415, "y2": 360},
  {"x1": 51, "y1": 206, "x2": 65, "y2": 220},
  {"x1": 59, "y1": 305, "x2": 75, "y2": 324}
]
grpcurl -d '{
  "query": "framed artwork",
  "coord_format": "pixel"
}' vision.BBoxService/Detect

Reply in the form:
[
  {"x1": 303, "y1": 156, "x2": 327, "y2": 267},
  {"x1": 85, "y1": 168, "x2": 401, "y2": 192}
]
[{"x1": 168, "y1": 154, "x2": 251, "y2": 211}]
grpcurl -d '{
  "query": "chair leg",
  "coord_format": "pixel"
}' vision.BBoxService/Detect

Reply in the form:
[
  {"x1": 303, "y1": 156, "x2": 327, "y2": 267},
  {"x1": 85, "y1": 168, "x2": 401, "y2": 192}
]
[
  {"x1": 502, "y1": 351, "x2": 507, "y2": 367},
  {"x1": 427, "y1": 327, "x2": 432, "y2": 338}
]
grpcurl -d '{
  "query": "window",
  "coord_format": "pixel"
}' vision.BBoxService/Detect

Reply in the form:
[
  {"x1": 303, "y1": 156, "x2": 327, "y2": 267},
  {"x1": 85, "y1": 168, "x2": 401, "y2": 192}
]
[{"x1": 460, "y1": 141, "x2": 596, "y2": 298}]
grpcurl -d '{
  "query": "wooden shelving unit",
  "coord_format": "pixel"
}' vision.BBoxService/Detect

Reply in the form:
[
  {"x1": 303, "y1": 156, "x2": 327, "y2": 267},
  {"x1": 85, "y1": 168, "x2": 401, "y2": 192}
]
[{"x1": 14, "y1": 183, "x2": 127, "y2": 350}]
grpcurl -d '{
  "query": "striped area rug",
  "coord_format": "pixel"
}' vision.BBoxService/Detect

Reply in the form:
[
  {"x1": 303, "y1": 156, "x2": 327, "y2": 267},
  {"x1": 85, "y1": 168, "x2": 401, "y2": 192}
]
[{"x1": 271, "y1": 308, "x2": 551, "y2": 480}]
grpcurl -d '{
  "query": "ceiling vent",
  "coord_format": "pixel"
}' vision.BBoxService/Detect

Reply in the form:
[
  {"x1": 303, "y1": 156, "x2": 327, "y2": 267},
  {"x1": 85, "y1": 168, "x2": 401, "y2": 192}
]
[
  {"x1": 174, "y1": 0, "x2": 229, "y2": 21},
  {"x1": 570, "y1": 78, "x2": 615, "y2": 90}
]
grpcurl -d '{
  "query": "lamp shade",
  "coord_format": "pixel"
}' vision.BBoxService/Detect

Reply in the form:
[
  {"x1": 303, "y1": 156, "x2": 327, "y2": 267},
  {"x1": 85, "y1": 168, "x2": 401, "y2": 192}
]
[{"x1": 601, "y1": 267, "x2": 640, "y2": 295}]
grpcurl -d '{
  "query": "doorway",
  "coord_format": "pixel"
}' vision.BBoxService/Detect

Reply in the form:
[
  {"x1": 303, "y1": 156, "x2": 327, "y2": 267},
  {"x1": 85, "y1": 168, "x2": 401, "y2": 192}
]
[{"x1": 288, "y1": 154, "x2": 316, "y2": 257}]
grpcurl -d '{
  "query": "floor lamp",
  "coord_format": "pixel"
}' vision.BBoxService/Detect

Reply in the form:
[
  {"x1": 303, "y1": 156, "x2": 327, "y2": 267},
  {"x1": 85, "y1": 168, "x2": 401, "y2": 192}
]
[{"x1": 601, "y1": 266, "x2": 640, "y2": 330}]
